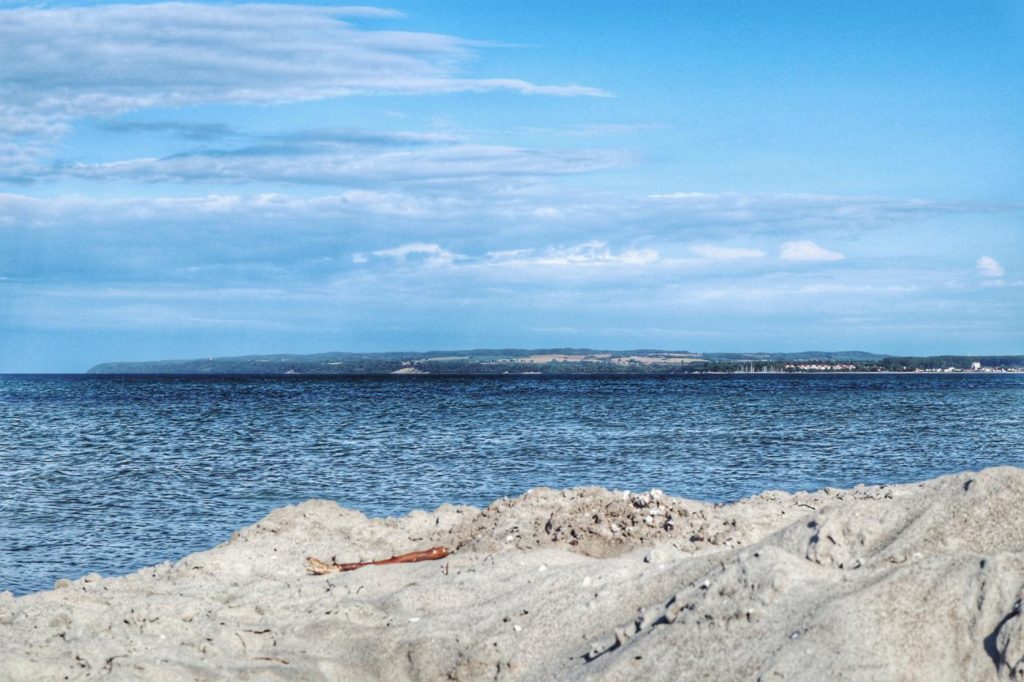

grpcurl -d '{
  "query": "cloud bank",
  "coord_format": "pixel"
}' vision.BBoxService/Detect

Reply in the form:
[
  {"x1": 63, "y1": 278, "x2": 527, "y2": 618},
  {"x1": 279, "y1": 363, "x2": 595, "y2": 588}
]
[{"x1": 0, "y1": 2, "x2": 607, "y2": 157}]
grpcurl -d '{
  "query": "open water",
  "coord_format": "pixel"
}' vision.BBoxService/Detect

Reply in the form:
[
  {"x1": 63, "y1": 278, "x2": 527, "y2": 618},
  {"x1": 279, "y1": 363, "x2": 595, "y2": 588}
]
[{"x1": 1, "y1": 373, "x2": 1022, "y2": 595}]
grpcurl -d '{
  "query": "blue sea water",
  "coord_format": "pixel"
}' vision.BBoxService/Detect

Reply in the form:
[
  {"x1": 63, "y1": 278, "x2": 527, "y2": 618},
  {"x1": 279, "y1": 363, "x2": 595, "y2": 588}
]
[{"x1": 1, "y1": 373, "x2": 1022, "y2": 595}]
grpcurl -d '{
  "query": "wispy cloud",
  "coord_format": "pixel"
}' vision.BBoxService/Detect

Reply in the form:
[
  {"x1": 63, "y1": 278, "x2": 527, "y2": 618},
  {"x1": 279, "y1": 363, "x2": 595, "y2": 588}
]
[
  {"x1": 0, "y1": 189, "x2": 1009, "y2": 240},
  {"x1": 0, "y1": 2, "x2": 608, "y2": 169},
  {"x1": 60, "y1": 141, "x2": 626, "y2": 185},
  {"x1": 488, "y1": 241, "x2": 659, "y2": 267},
  {"x1": 370, "y1": 242, "x2": 459, "y2": 266},
  {"x1": 358, "y1": 240, "x2": 660, "y2": 270},
  {"x1": 646, "y1": 192, "x2": 975, "y2": 231},
  {"x1": 98, "y1": 121, "x2": 240, "y2": 141},
  {"x1": 0, "y1": 139, "x2": 49, "y2": 183},
  {"x1": 778, "y1": 240, "x2": 845, "y2": 262}
]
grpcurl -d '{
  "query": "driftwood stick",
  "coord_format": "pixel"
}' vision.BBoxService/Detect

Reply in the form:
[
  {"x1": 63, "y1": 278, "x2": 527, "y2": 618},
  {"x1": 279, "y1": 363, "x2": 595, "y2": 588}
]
[{"x1": 307, "y1": 547, "x2": 450, "y2": 575}]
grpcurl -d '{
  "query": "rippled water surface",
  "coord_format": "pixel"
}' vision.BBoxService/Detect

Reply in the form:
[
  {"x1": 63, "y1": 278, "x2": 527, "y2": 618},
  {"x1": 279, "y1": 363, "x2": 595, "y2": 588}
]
[{"x1": 2, "y1": 373, "x2": 1022, "y2": 594}]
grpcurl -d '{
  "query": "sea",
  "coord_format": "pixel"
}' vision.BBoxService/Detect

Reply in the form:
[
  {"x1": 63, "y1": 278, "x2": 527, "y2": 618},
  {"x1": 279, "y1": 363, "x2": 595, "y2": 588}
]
[{"x1": 2, "y1": 373, "x2": 1022, "y2": 595}]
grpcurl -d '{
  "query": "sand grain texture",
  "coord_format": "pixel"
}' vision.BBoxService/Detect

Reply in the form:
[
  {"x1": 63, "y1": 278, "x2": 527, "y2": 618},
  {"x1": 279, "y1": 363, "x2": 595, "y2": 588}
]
[{"x1": 2, "y1": 467, "x2": 1024, "y2": 680}]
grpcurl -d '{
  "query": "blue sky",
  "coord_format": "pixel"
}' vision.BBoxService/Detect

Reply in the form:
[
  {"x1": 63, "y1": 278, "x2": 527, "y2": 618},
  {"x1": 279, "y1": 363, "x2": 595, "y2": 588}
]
[{"x1": 0, "y1": 0, "x2": 1021, "y2": 372}]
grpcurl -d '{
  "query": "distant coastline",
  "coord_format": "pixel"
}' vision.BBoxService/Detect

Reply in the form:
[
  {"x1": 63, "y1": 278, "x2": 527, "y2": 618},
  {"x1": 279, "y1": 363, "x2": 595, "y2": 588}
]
[{"x1": 86, "y1": 348, "x2": 1024, "y2": 375}]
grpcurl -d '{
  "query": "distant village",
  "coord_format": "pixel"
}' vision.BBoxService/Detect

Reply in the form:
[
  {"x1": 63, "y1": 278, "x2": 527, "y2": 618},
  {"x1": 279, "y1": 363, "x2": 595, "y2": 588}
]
[{"x1": 772, "y1": 361, "x2": 1021, "y2": 374}]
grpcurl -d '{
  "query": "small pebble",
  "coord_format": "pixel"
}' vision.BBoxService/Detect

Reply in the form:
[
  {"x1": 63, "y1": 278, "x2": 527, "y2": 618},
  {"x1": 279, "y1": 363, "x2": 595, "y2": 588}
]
[
  {"x1": 513, "y1": 624, "x2": 522, "y2": 632},
  {"x1": 408, "y1": 617, "x2": 421, "y2": 623}
]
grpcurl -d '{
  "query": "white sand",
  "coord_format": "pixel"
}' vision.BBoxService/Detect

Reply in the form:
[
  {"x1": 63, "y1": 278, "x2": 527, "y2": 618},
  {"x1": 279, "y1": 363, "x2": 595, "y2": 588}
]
[{"x1": 2, "y1": 467, "x2": 1023, "y2": 680}]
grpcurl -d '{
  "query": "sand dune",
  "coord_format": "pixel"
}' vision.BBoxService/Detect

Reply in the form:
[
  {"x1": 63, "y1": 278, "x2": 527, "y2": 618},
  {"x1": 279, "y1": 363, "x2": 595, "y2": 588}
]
[{"x1": 2, "y1": 467, "x2": 1023, "y2": 680}]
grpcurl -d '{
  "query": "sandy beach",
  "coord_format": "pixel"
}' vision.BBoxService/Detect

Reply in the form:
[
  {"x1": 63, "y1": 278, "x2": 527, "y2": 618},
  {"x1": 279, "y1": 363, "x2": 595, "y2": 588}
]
[{"x1": 2, "y1": 466, "x2": 1023, "y2": 681}]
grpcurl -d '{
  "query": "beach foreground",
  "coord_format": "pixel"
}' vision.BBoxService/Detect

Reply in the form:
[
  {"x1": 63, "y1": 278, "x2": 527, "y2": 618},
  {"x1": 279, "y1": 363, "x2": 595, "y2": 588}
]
[{"x1": 2, "y1": 468, "x2": 1023, "y2": 681}]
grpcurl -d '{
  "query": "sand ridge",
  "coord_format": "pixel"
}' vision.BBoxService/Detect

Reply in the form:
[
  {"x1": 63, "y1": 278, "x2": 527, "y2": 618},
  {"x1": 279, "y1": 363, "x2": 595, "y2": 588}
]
[{"x1": 2, "y1": 467, "x2": 1023, "y2": 680}]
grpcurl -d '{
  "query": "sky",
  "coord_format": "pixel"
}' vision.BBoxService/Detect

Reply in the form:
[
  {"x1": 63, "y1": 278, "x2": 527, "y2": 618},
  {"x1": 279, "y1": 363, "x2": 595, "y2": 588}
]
[{"x1": 0, "y1": 0, "x2": 1022, "y2": 372}]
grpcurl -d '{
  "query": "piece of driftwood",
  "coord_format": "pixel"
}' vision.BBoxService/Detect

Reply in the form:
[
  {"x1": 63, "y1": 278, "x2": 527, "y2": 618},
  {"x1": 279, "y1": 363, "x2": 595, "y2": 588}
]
[{"x1": 306, "y1": 546, "x2": 450, "y2": 575}]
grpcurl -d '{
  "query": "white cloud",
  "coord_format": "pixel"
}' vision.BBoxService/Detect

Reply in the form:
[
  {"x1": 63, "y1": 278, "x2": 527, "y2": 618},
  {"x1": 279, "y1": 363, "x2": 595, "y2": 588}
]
[
  {"x1": 372, "y1": 242, "x2": 458, "y2": 266},
  {"x1": 976, "y1": 255, "x2": 1004, "y2": 278},
  {"x1": 0, "y1": 3, "x2": 608, "y2": 159},
  {"x1": 495, "y1": 241, "x2": 659, "y2": 267},
  {"x1": 779, "y1": 240, "x2": 845, "y2": 262},
  {"x1": 688, "y1": 244, "x2": 765, "y2": 260},
  {"x1": 360, "y1": 240, "x2": 659, "y2": 271}
]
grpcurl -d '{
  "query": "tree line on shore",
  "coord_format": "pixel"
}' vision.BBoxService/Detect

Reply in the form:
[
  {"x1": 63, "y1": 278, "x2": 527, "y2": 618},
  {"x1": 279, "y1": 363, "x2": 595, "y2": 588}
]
[{"x1": 87, "y1": 353, "x2": 1024, "y2": 375}]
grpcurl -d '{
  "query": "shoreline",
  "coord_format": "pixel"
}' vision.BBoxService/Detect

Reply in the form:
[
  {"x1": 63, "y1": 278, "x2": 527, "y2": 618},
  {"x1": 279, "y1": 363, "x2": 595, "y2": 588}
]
[
  {"x1": 5, "y1": 370, "x2": 1024, "y2": 378},
  {"x1": 3, "y1": 468, "x2": 1024, "y2": 680}
]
